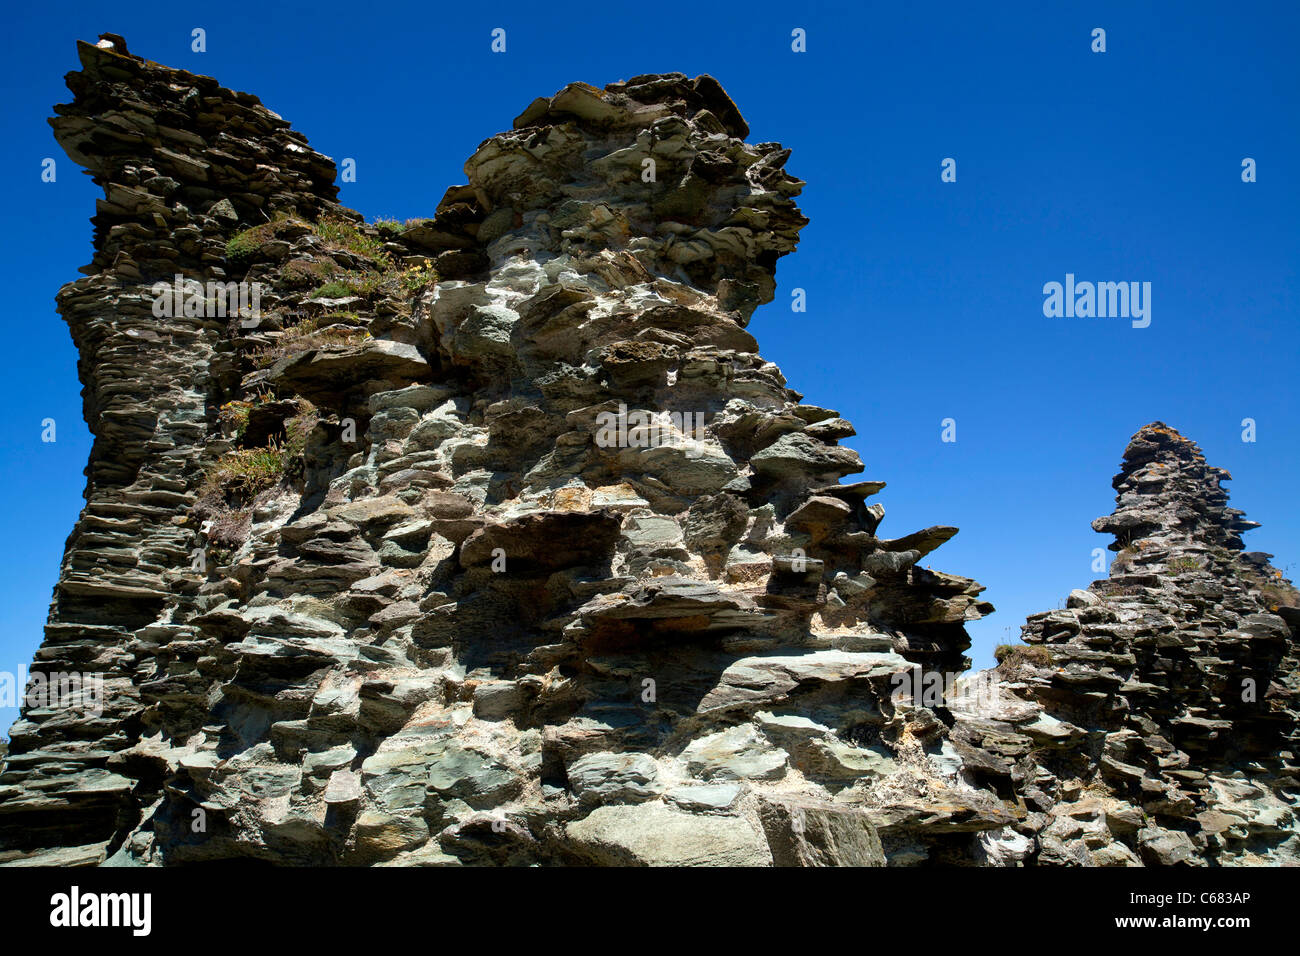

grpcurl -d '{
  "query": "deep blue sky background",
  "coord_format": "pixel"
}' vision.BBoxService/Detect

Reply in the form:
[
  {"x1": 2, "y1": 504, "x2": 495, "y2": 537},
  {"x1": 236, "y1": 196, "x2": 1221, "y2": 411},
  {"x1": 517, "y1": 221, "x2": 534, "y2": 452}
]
[{"x1": 2, "y1": 1, "x2": 1297, "y2": 735}]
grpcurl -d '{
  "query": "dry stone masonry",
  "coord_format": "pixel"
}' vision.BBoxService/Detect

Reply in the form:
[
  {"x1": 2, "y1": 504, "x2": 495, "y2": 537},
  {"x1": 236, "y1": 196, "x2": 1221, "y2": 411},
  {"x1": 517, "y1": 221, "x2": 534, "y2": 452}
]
[
  {"x1": 952, "y1": 423, "x2": 1300, "y2": 866},
  {"x1": 0, "y1": 38, "x2": 1294, "y2": 866}
]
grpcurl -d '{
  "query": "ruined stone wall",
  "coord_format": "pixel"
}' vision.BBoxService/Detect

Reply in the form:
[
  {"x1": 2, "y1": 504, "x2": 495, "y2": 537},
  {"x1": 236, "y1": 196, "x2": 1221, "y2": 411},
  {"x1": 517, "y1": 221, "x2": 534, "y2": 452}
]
[
  {"x1": 952, "y1": 424, "x2": 1300, "y2": 866},
  {"x1": 1, "y1": 38, "x2": 1293, "y2": 867},
  {"x1": 0, "y1": 37, "x2": 339, "y2": 863}
]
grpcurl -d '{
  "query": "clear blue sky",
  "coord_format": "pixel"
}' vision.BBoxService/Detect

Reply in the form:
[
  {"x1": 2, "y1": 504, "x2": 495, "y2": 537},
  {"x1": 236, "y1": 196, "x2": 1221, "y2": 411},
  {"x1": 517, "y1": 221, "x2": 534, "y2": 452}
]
[{"x1": 2, "y1": 1, "x2": 1297, "y2": 735}]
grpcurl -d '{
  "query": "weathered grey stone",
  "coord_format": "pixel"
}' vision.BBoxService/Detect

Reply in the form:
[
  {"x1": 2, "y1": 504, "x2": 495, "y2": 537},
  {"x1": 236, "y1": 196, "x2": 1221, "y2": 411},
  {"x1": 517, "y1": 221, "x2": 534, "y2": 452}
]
[
  {"x1": 566, "y1": 752, "x2": 663, "y2": 806},
  {"x1": 13, "y1": 34, "x2": 1291, "y2": 874},
  {"x1": 757, "y1": 795, "x2": 885, "y2": 867},
  {"x1": 564, "y1": 804, "x2": 772, "y2": 866},
  {"x1": 682, "y1": 726, "x2": 788, "y2": 781},
  {"x1": 750, "y1": 433, "x2": 862, "y2": 481},
  {"x1": 664, "y1": 783, "x2": 742, "y2": 813}
]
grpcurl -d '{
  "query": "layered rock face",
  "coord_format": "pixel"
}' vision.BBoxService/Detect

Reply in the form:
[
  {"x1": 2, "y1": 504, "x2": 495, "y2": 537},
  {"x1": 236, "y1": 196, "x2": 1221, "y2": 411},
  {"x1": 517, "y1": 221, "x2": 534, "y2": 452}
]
[
  {"x1": 952, "y1": 424, "x2": 1300, "y2": 865},
  {"x1": 0, "y1": 37, "x2": 339, "y2": 866},
  {"x1": 3, "y1": 40, "x2": 1294, "y2": 868},
  {"x1": 0, "y1": 38, "x2": 997, "y2": 866}
]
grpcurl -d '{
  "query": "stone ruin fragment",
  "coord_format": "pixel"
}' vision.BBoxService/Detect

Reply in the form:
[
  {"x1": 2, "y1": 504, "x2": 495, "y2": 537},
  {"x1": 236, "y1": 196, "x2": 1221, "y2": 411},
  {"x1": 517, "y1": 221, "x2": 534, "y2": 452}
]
[
  {"x1": 952, "y1": 423, "x2": 1300, "y2": 865},
  {"x1": 0, "y1": 39, "x2": 1293, "y2": 866}
]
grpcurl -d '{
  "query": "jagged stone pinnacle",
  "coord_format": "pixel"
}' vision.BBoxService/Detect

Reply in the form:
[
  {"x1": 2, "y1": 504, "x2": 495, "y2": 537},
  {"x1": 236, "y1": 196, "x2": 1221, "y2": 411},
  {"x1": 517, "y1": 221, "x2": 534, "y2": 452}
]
[
  {"x1": 953, "y1": 422, "x2": 1300, "y2": 866},
  {"x1": 1092, "y1": 422, "x2": 1260, "y2": 554}
]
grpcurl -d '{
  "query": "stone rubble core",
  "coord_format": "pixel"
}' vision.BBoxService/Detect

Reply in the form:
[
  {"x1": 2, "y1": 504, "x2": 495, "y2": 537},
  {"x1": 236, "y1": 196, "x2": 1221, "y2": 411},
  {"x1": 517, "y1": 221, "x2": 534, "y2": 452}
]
[
  {"x1": 951, "y1": 423, "x2": 1300, "y2": 866},
  {"x1": 0, "y1": 39, "x2": 1292, "y2": 867}
]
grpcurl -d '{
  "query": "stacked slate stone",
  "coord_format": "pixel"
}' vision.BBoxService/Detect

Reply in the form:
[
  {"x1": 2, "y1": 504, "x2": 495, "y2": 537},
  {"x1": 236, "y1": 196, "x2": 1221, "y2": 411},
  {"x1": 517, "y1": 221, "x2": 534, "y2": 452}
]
[
  {"x1": 952, "y1": 423, "x2": 1300, "y2": 865},
  {"x1": 8, "y1": 39, "x2": 1294, "y2": 869},
  {"x1": 0, "y1": 36, "x2": 340, "y2": 865},
  {"x1": 0, "y1": 39, "x2": 1004, "y2": 866}
]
